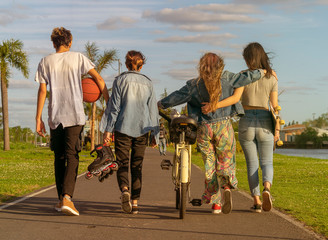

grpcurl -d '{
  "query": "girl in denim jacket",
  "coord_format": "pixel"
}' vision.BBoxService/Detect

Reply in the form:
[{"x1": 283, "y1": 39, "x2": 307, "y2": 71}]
[
  {"x1": 159, "y1": 53, "x2": 265, "y2": 214},
  {"x1": 102, "y1": 50, "x2": 159, "y2": 214},
  {"x1": 202, "y1": 43, "x2": 278, "y2": 213}
]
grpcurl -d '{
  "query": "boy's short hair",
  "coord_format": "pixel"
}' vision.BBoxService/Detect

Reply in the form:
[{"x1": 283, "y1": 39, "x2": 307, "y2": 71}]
[{"x1": 51, "y1": 27, "x2": 72, "y2": 49}]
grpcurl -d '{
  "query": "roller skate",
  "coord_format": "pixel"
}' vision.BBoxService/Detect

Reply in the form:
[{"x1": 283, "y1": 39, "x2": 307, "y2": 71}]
[{"x1": 85, "y1": 144, "x2": 119, "y2": 182}]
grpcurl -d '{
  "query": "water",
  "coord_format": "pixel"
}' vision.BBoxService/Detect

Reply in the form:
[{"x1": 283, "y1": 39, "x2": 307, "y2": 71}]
[{"x1": 274, "y1": 148, "x2": 328, "y2": 159}]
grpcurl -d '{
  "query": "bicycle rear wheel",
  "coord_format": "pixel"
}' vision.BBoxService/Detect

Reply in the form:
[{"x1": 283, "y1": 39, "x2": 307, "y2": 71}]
[
  {"x1": 175, "y1": 188, "x2": 180, "y2": 209},
  {"x1": 179, "y1": 182, "x2": 187, "y2": 219},
  {"x1": 179, "y1": 148, "x2": 189, "y2": 219}
]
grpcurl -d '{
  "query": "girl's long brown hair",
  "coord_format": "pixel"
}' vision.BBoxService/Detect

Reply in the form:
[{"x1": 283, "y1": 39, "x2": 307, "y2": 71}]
[
  {"x1": 198, "y1": 53, "x2": 225, "y2": 111},
  {"x1": 243, "y1": 42, "x2": 272, "y2": 78},
  {"x1": 125, "y1": 50, "x2": 146, "y2": 71}
]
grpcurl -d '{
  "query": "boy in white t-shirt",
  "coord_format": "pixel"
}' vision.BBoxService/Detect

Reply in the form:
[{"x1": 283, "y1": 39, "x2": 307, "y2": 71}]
[{"x1": 35, "y1": 27, "x2": 109, "y2": 216}]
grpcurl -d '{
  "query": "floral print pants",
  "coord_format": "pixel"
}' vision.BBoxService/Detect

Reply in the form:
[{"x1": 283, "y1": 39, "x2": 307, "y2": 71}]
[{"x1": 197, "y1": 120, "x2": 238, "y2": 205}]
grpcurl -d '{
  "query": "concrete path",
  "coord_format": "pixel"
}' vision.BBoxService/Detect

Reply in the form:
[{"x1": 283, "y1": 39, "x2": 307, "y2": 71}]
[{"x1": 0, "y1": 148, "x2": 324, "y2": 240}]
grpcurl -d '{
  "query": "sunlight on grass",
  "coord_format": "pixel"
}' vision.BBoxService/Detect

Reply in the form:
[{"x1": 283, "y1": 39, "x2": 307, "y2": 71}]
[
  {"x1": 167, "y1": 145, "x2": 328, "y2": 238},
  {"x1": 0, "y1": 142, "x2": 93, "y2": 203}
]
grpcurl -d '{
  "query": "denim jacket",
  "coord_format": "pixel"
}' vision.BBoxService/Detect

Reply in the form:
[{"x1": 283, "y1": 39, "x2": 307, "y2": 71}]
[
  {"x1": 159, "y1": 70, "x2": 264, "y2": 124},
  {"x1": 100, "y1": 71, "x2": 160, "y2": 143}
]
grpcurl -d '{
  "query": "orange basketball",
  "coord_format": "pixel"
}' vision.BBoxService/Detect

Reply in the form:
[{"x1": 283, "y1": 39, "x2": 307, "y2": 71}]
[{"x1": 82, "y1": 78, "x2": 101, "y2": 103}]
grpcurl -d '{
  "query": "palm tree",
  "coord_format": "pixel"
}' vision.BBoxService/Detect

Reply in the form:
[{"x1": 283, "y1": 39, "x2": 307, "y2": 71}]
[
  {"x1": 84, "y1": 42, "x2": 117, "y2": 149},
  {"x1": 0, "y1": 39, "x2": 29, "y2": 150}
]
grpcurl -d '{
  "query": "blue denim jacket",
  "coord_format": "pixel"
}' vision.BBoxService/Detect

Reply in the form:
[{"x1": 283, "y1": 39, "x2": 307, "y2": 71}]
[
  {"x1": 100, "y1": 71, "x2": 160, "y2": 143},
  {"x1": 159, "y1": 70, "x2": 264, "y2": 124}
]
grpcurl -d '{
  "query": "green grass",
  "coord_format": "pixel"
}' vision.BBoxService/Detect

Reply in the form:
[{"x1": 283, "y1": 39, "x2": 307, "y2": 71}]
[
  {"x1": 0, "y1": 142, "x2": 92, "y2": 203},
  {"x1": 171, "y1": 145, "x2": 328, "y2": 238}
]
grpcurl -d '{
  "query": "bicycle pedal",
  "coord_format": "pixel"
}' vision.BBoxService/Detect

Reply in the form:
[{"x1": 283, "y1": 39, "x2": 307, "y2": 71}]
[
  {"x1": 190, "y1": 199, "x2": 202, "y2": 206},
  {"x1": 160, "y1": 159, "x2": 172, "y2": 170}
]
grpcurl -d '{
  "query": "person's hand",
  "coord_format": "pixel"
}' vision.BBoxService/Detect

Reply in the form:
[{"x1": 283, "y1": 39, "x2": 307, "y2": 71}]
[
  {"x1": 272, "y1": 70, "x2": 278, "y2": 81},
  {"x1": 201, "y1": 102, "x2": 212, "y2": 114},
  {"x1": 150, "y1": 136, "x2": 157, "y2": 148},
  {"x1": 157, "y1": 101, "x2": 164, "y2": 109},
  {"x1": 36, "y1": 119, "x2": 46, "y2": 137},
  {"x1": 103, "y1": 131, "x2": 112, "y2": 145},
  {"x1": 274, "y1": 131, "x2": 280, "y2": 142}
]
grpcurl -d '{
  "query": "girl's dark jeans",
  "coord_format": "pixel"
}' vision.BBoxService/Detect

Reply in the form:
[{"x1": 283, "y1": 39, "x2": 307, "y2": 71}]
[
  {"x1": 50, "y1": 124, "x2": 83, "y2": 200},
  {"x1": 114, "y1": 131, "x2": 148, "y2": 200}
]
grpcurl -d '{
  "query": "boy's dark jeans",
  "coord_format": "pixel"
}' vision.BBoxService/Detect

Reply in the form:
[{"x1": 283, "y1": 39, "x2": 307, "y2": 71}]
[
  {"x1": 50, "y1": 124, "x2": 83, "y2": 200},
  {"x1": 114, "y1": 131, "x2": 148, "y2": 200}
]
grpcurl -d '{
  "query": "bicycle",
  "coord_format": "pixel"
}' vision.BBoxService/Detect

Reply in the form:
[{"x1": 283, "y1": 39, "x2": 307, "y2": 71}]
[{"x1": 159, "y1": 110, "x2": 202, "y2": 219}]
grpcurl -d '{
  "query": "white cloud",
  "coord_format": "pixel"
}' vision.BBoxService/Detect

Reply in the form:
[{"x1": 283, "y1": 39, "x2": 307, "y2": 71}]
[
  {"x1": 177, "y1": 25, "x2": 220, "y2": 32},
  {"x1": 151, "y1": 30, "x2": 165, "y2": 35},
  {"x1": 0, "y1": 9, "x2": 26, "y2": 26},
  {"x1": 155, "y1": 33, "x2": 236, "y2": 46},
  {"x1": 233, "y1": 0, "x2": 328, "y2": 12},
  {"x1": 143, "y1": 4, "x2": 259, "y2": 25},
  {"x1": 97, "y1": 16, "x2": 137, "y2": 30},
  {"x1": 163, "y1": 68, "x2": 197, "y2": 80},
  {"x1": 172, "y1": 60, "x2": 198, "y2": 65},
  {"x1": 9, "y1": 79, "x2": 35, "y2": 89}
]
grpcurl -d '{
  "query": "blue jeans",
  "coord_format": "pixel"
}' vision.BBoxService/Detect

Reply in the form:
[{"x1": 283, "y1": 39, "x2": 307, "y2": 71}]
[
  {"x1": 159, "y1": 138, "x2": 166, "y2": 155},
  {"x1": 238, "y1": 110, "x2": 274, "y2": 197}
]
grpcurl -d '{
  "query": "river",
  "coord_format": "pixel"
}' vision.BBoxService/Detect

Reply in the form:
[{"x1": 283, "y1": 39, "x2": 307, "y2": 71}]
[{"x1": 274, "y1": 148, "x2": 328, "y2": 160}]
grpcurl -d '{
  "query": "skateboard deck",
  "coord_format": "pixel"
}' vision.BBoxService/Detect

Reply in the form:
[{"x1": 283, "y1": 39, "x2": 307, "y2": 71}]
[{"x1": 270, "y1": 103, "x2": 284, "y2": 150}]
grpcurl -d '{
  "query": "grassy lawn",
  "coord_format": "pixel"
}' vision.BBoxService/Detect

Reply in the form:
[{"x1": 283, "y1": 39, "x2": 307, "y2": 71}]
[
  {"x1": 0, "y1": 142, "x2": 92, "y2": 203},
  {"x1": 178, "y1": 146, "x2": 328, "y2": 238}
]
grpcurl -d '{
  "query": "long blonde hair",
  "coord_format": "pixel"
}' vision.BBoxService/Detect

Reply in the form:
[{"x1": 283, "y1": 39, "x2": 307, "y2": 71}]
[{"x1": 198, "y1": 53, "x2": 225, "y2": 111}]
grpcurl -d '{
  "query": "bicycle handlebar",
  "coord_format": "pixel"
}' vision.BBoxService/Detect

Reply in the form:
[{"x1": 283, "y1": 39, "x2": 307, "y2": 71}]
[{"x1": 159, "y1": 109, "x2": 171, "y2": 123}]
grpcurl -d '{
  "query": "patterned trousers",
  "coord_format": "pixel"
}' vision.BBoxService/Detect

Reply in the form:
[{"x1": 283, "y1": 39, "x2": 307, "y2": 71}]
[{"x1": 197, "y1": 120, "x2": 238, "y2": 205}]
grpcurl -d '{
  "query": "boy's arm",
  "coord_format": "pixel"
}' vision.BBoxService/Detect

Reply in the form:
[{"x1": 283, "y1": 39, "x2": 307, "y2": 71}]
[
  {"x1": 36, "y1": 83, "x2": 47, "y2": 137},
  {"x1": 201, "y1": 87, "x2": 244, "y2": 114},
  {"x1": 88, "y1": 68, "x2": 109, "y2": 103}
]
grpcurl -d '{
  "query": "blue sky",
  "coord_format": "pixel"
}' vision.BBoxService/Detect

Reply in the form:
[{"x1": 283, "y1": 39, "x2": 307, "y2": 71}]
[{"x1": 1, "y1": 0, "x2": 328, "y2": 131}]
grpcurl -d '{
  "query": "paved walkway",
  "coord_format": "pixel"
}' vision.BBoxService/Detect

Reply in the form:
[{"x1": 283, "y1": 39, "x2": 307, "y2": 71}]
[{"x1": 0, "y1": 148, "x2": 324, "y2": 240}]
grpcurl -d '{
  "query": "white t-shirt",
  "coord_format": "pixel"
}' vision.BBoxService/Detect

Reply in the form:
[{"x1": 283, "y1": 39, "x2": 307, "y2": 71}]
[{"x1": 35, "y1": 51, "x2": 95, "y2": 129}]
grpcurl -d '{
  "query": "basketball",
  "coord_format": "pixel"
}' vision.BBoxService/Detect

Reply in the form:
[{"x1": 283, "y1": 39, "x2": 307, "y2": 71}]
[{"x1": 82, "y1": 78, "x2": 102, "y2": 103}]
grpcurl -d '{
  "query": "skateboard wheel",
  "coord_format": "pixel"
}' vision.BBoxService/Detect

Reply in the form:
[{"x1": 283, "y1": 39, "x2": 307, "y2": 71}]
[
  {"x1": 275, "y1": 106, "x2": 281, "y2": 111},
  {"x1": 277, "y1": 140, "x2": 283, "y2": 146},
  {"x1": 280, "y1": 120, "x2": 285, "y2": 125}
]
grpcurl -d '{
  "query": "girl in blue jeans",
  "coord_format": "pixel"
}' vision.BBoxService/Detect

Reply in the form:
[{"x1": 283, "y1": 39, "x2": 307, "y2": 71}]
[{"x1": 239, "y1": 42, "x2": 278, "y2": 212}]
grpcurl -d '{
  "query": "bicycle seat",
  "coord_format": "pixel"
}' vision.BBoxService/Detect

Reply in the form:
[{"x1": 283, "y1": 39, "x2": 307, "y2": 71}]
[
  {"x1": 170, "y1": 116, "x2": 198, "y2": 144},
  {"x1": 171, "y1": 116, "x2": 198, "y2": 130}
]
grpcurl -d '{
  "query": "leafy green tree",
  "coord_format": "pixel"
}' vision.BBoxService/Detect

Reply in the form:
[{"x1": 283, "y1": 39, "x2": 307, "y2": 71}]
[
  {"x1": 0, "y1": 107, "x2": 2, "y2": 127},
  {"x1": 0, "y1": 39, "x2": 29, "y2": 150},
  {"x1": 295, "y1": 127, "x2": 321, "y2": 148},
  {"x1": 84, "y1": 42, "x2": 117, "y2": 149}
]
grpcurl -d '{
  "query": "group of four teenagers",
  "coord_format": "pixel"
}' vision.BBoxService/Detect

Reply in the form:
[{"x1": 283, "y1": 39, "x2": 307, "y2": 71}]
[{"x1": 36, "y1": 27, "x2": 278, "y2": 216}]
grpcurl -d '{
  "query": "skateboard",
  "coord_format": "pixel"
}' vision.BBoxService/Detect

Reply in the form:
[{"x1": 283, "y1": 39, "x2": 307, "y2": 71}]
[{"x1": 270, "y1": 103, "x2": 285, "y2": 150}]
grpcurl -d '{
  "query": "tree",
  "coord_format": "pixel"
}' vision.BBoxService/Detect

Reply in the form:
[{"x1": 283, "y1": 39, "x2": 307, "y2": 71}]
[
  {"x1": 0, "y1": 107, "x2": 2, "y2": 127},
  {"x1": 0, "y1": 39, "x2": 29, "y2": 150},
  {"x1": 84, "y1": 42, "x2": 117, "y2": 149}
]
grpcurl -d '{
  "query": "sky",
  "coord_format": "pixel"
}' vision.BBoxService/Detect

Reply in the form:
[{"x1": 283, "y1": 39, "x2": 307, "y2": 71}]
[{"x1": 1, "y1": 0, "x2": 328, "y2": 131}]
